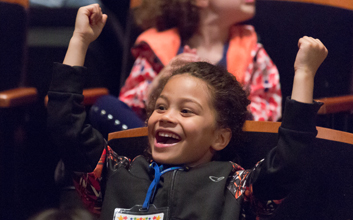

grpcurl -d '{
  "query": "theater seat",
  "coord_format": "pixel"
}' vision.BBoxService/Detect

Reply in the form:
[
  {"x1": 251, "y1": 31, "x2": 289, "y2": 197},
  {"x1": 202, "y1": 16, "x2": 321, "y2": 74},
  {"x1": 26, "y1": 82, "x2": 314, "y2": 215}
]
[
  {"x1": 107, "y1": 120, "x2": 353, "y2": 219},
  {"x1": 0, "y1": 1, "x2": 39, "y2": 220},
  {"x1": 249, "y1": 0, "x2": 353, "y2": 131}
]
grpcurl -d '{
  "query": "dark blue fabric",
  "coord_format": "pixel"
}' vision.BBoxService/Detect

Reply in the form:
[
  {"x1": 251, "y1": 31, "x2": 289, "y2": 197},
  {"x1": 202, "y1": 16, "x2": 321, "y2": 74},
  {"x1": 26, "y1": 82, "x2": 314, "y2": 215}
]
[
  {"x1": 217, "y1": 42, "x2": 229, "y2": 68},
  {"x1": 177, "y1": 43, "x2": 229, "y2": 68},
  {"x1": 89, "y1": 95, "x2": 145, "y2": 139},
  {"x1": 177, "y1": 44, "x2": 183, "y2": 55}
]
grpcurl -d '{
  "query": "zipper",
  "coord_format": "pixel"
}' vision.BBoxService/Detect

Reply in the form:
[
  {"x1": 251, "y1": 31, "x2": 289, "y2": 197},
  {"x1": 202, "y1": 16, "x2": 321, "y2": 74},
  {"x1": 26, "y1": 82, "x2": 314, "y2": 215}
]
[
  {"x1": 168, "y1": 167, "x2": 188, "y2": 219},
  {"x1": 167, "y1": 169, "x2": 178, "y2": 219}
]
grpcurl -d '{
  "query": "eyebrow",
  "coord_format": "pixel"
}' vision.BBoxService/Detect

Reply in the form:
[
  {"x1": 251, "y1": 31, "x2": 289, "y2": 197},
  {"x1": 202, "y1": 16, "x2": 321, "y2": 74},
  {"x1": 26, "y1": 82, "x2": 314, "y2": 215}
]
[{"x1": 159, "y1": 94, "x2": 204, "y2": 110}]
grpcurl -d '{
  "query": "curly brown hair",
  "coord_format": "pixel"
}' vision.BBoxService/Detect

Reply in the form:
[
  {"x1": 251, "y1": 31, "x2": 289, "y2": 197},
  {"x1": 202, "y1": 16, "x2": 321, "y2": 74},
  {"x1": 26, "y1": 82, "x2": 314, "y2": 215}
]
[
  {"x1": 133, "y1": 0, "x2": 200, "y2": 42},
  {"x1": 146, "y1": 62, "x2": 251, "y2": 161}
]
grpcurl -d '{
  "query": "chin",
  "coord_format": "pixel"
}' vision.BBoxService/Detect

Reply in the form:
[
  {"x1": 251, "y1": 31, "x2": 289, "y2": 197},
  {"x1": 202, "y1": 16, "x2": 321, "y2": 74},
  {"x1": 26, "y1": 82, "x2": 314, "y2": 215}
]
[
  {"x1": 152, "y1": 152, "x2": 168, "y2": 163},
  {"x1": 152, "y1": 154, "x2": 179, "y2": 165},
  {"x1": 242, "y1": 6, "x2": 256, "y2": 18}
]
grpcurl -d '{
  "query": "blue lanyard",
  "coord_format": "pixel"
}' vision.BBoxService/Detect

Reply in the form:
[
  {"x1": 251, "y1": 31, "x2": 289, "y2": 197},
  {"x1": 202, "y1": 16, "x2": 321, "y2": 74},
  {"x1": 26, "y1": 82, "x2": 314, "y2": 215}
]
[{"x1": 141, "y1": 162, "x2": 183, "y2": 210}]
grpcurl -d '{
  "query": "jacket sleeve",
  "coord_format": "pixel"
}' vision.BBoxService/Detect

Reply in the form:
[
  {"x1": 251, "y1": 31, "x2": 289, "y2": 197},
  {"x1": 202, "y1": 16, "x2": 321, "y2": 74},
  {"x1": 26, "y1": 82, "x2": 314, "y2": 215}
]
[
  {"x1": 245, "y1": 43, "x2": 282, "y2": 122},
  {"x1": 47, "y1": 63, "x2": 105, "y2": 172},
  {"x1": 250, "y1": 97, "x2": 322, "y2": 200}
]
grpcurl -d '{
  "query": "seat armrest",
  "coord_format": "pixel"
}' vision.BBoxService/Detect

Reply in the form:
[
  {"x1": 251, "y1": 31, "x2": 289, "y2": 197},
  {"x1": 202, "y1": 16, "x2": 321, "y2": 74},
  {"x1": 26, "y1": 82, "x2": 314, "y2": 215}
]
[
  {"x1": 0, "y1": 87, "x2": 38, "y2": 108},
  {"x1": 44, "y1": 87, "x2": 109, "y2": 107},
  {"x1": 82, "y1": 87, "x2": 109, "y2": 106},
  {"x1": 315, "y1": 95, "x2": 353, "y2": 114}
]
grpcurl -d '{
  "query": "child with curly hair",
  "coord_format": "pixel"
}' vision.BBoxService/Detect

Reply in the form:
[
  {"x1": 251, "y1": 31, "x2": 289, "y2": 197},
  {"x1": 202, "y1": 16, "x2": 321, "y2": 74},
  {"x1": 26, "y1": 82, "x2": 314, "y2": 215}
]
[{"x1": 47, "y1": 4, "x2": 327, "y2": 219}]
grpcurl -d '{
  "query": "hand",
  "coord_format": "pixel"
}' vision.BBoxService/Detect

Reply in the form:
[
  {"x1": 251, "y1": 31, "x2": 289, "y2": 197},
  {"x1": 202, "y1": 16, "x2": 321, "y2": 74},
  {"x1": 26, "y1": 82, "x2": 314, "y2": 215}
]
[
  {"x1": 146, "y1": 45, "x2": 200, "y2": 104},
  {"x1": 63, "y1": 4, "x2": 107, "y2": 66},
  {"x1": 160, "y1": 46, "x2": 200, "y2": 78},
  {"x1": 294, "y1": 36, "x2": 328, "y2": 79},
  {"x1": 183, "y1": 45, "x2": 197, "y2": 55},
  {"x1": 291, "y1": 36, "x2": 328, "y2": 103},
  {"x1": 72, "y1": 4, "x2": 108, "y2": 46}
]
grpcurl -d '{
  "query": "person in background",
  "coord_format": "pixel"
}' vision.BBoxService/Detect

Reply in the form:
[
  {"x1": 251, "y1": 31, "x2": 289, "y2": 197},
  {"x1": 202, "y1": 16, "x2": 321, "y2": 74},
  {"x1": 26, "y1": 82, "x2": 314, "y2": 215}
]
[{"x1": 89, "y1": 0, "x2": 282, "y2": 138}]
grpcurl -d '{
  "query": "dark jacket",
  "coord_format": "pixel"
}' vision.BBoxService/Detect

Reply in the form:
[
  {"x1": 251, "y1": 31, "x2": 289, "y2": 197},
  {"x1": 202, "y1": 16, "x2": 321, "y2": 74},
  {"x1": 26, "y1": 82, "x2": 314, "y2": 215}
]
[{"x1": 47, "y1": 63, "x2": 321, "y2": 220}]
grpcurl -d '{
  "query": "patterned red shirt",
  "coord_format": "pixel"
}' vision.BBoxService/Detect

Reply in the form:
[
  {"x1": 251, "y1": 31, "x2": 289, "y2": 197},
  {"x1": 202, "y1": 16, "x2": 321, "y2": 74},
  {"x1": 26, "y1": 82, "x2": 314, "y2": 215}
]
[{"x1": 119, "y1": 40, "x2": 281, "y2": 122}]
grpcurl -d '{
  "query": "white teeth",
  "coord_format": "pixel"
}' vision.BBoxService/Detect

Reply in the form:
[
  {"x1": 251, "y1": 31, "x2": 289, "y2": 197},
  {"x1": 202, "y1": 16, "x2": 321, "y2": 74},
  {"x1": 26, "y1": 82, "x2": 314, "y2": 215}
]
[{"x1": 158, "y1": 132, "x2": 180, "y2": 140}]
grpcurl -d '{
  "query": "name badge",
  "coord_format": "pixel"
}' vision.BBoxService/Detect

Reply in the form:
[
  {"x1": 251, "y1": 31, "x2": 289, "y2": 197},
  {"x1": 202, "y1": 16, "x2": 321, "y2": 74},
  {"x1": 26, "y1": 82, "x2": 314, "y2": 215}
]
[{"x1": 113, "y1": 205, "x2": 168, "y2": 220}]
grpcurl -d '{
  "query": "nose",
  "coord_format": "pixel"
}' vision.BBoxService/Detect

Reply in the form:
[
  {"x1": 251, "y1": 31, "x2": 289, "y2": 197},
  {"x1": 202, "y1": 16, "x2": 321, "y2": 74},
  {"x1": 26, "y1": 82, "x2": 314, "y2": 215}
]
[{"x1": 159, "y1": 109, "x2": 177, "y2": 124}]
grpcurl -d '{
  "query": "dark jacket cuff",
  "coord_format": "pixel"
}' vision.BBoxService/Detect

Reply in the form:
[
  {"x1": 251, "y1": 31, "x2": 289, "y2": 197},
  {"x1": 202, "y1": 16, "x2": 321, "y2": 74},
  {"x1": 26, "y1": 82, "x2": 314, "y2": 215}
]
[
  {"x1": 281, "y1": 97, "x2": 323, "y2": 132},
  {"x1": 49, "y1": 62, "x2": 87, "y2": 94}
]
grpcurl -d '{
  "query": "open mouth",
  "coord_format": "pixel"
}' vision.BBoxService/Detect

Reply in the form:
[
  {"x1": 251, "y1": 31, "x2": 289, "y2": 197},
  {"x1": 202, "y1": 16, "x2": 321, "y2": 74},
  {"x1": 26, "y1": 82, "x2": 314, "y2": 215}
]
[{"x1": 156, "y1": 131, "x2": 181, "y2": 145}]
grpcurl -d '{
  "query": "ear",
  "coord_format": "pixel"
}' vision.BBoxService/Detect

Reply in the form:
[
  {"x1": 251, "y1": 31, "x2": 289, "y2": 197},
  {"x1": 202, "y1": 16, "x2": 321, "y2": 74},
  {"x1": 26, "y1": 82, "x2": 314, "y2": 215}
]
[
  {"x1": 211, "y1": 128, "x2": 232, "y2": 151},
  {"x1": 194, "y1": 0, "x2": 209, "y2": 8}
]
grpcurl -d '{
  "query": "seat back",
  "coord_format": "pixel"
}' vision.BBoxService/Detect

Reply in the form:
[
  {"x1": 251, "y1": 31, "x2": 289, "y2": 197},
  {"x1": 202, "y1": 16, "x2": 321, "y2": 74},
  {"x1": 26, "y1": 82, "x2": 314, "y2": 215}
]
[
  {"x1": 108, "y1": 121, "x2": 353, "y2": 164},
  {"x1": 0, "y1": 1, "x2": 27, "y2": 91},
  {"x1": 282, "y1": 0, "x2": 353, "y2": 11},
  {"x1": 249, "y1": 0, "x2": 353, "y2": 131},
  {"x1": 249, "y1": 0, "x2": 353, "y2": 107},
  {"x1": 108, "y1": 120, "x2": 353, "y2": 218}
]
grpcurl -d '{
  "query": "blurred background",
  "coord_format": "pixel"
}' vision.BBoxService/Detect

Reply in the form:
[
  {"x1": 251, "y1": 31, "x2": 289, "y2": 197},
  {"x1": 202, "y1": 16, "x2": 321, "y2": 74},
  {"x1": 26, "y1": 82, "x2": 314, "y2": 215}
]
[{"x1": 0, "y1": 0, "x2": 352, "y2": 219}]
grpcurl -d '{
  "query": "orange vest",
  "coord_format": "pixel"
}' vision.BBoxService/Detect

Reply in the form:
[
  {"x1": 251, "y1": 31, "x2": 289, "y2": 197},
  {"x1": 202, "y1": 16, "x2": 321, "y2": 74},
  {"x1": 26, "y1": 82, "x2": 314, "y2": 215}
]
[{"x1": 133, "y1": 25, "x2": 257, "y2": 83}]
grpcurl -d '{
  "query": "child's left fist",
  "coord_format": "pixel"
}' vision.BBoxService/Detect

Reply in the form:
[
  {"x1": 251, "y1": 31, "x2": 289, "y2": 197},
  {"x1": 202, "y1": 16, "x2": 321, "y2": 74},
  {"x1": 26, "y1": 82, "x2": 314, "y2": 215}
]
[{"x1": 294, "y1": 36, "x2": 328, "y2": 77}]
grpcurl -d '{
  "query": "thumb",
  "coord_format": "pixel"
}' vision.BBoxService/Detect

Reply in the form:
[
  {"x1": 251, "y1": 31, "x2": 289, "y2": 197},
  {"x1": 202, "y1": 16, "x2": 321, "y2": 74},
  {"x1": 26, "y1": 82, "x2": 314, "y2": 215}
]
[
  {"x1": 97, "y1": 14, "x2": 108, "y2": 29},
  {"x1": 183, "y1": 45, "x2": 191, "y2": 53},
  {"x1": 183, "y1": 45, "x2": 197, "y2": 54},
  {"x1": 101, "y1": 14, "x2": 108, "y2": 26}
]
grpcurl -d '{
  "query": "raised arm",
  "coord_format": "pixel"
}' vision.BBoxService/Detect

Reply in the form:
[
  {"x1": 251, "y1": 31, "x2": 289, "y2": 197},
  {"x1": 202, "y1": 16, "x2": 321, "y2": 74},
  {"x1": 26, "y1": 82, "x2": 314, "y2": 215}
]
[
  {"x1": 47, "y1": 4, "x2": 108, "y2": 172},
  {"x1": 63, "y1": 4, "x2": 107, "y2": 67},
  {"x1": 248, "y1": 37, "x2": 327, "y2": 204},
  {"x1": 291, "y1": 36, "x2": 328, "y2": 103}
]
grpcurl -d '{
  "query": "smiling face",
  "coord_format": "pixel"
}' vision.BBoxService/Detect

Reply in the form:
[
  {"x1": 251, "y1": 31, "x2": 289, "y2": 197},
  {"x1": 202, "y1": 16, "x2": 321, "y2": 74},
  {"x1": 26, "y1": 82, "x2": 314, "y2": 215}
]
[{"x1": 147, "y1": 74, "x2": 224, "y2": 167}]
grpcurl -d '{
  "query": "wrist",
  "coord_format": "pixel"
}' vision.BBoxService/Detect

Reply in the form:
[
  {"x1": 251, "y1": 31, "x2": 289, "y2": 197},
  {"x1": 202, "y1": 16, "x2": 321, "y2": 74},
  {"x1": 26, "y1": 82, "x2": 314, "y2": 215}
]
[
  {"x1": 69, "y1": 34, "x2": 90, "y2": 51},
  {"x1": 63, "y1": 36, "x2": 89, "y2": 67},
  {"x1": 293, "y1": 70, "x2": 314, "y2": 83},
  {"x1": 294, "y1": 66, "x2": 316, "y2": 76},
  {"x1": 291, "y1": 70, "x2": 314, "y2": 103}
]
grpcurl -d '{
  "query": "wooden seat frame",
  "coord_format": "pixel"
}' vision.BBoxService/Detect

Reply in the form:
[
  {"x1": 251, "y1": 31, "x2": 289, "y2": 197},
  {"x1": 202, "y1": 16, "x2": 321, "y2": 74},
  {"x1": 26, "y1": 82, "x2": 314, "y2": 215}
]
[{"x1": 108, "y1": 120, "x2": 353, "y2": 145}]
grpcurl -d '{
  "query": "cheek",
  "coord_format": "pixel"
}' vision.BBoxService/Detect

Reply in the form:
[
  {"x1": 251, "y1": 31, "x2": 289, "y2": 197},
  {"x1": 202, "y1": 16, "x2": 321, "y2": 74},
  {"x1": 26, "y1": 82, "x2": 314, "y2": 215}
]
[
  {"x1": 147, "y1": 114, "x2": 157, "y2": 141},
  {"x1": 147, "y1": 112, "x2": 158, "y2": 126},
  {"x1": 183, "y1": 120, "x2": 202, "y2": 134},
  {"x1": 185, "y1": 120, "x2": 215, "y2": 140}
]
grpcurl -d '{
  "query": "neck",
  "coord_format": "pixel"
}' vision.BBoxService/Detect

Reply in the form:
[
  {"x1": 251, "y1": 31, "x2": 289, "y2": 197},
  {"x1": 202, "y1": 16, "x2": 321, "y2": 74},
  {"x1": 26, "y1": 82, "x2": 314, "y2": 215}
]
[
  {"x1": 188, "y1": 23, "x2": 230, "y2": 49},
  {"x1": 186, "y1": 9, "x2": 232, "y2": 64},
  {"x1": 188, "y1": 9, "x2": 231, "y2": 48}
]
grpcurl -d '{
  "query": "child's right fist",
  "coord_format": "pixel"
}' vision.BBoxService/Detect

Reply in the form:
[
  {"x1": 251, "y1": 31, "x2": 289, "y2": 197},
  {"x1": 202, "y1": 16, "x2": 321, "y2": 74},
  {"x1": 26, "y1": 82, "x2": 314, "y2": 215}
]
[
  {"x1": 294, "y1": 36, "x2": 328, "y2": 78},
  {"x1": 73, "y1": 4, "x2": 108, "y2": 45}
]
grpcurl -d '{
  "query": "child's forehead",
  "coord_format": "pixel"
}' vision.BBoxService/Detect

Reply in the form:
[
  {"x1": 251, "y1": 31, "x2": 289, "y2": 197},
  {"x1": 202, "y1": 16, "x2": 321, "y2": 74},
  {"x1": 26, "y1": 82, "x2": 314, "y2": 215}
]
[
  {"x1": 162, "y1": 74, "x2": 215, "y2": 105},
  {"x1": 169, "y1": 73, "x2": 215, "y2": 92},
  {"x1": 167, "y1": 74, "x2": 208, "y2": 89}
]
